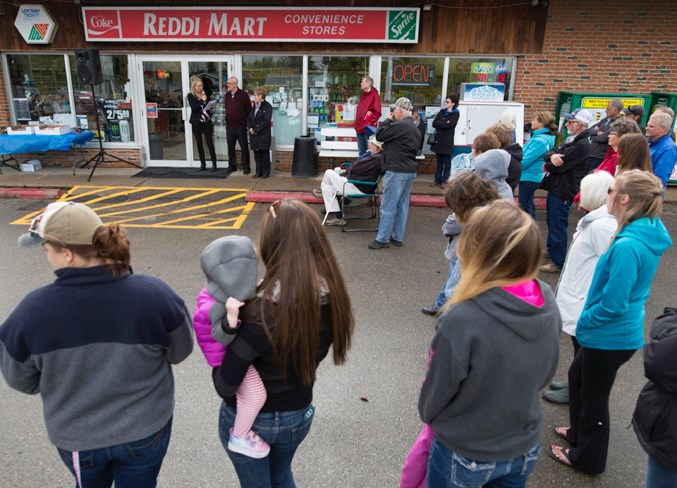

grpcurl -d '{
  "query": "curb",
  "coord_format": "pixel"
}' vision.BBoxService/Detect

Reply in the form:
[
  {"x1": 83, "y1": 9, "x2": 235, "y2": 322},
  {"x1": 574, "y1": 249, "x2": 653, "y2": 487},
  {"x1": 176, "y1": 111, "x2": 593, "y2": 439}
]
[{"x1": 0, "y1": 188, "x2": 63, "y2": 199}]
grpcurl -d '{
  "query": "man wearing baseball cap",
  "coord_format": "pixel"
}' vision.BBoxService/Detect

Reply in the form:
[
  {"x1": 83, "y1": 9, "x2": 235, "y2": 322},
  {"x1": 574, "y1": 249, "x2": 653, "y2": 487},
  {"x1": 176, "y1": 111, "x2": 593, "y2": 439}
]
[
  {"x1": 369, "y1": 97, "x2": 421, "y2": 249},
  {"x1": 539, "y1": 108, "x2": 593, "y2": 273},
  {"x1": 624, "y1": 105, "x2": 646, "y2": 133},
  {"x1": 587, "y1": 99, "x2": 624, "y2": 173}
]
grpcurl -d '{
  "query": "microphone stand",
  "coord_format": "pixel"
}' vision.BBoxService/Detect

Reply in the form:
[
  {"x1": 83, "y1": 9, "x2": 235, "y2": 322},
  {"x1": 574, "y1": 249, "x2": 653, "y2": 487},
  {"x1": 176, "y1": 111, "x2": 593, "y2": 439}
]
[{"x1": 80, "y1": 83, "x2": 141, "y2": 182}]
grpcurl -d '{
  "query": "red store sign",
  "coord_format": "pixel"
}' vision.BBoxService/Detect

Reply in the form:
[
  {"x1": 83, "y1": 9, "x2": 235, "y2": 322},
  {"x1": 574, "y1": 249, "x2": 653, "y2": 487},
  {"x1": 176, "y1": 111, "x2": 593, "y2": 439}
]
[{"x1": 82, "y1": 7, "x2": 419, "y2": 43}]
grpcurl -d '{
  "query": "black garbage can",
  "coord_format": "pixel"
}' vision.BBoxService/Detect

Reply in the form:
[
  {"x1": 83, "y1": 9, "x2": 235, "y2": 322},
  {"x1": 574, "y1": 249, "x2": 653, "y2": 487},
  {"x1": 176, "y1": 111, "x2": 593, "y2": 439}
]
[{"x1": 291, "y1": 135, "x2": 318, "y2": 178}]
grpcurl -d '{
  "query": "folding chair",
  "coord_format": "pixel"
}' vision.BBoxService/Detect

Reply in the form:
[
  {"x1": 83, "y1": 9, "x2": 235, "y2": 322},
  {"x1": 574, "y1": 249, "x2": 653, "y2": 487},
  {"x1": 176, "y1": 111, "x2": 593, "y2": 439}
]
[{"x1": 340, "y1": 174, "x2": 382, "y2": 233}]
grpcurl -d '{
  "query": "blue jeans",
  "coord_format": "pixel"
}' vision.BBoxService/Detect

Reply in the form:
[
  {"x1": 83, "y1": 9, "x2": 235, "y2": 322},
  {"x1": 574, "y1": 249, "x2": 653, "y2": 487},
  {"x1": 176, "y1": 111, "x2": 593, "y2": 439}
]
[
  {"x1": 647, "y1": 455, "x2": 677, "y2": 488},
  {"x1": 57, "y1": 418, "x2": 172, "y2": 488},
  {"x1": 356, "y1": 132, "x2": 369, "y2": 156},
  {"x1": 435, "y1": 153, "x2": 452, "y2": 184},
  {"x1": 545, "y1": 192, "x2": 571, "y2": 268},
  {"x1": 518, "y1": 181, "x2": 540, "y2": 220},
  {"x1": 219, "y1": 402, "x2": 315, "y2": 488},
  {"x1": 376, "y1": 171, "x2": 417, "y2": 244},
  {"x1": 434, "y1": 260, "x2": 461, "y2": 309},
  {"x1": 426, "y1": 439, "x2": 540, "y2": 488}
]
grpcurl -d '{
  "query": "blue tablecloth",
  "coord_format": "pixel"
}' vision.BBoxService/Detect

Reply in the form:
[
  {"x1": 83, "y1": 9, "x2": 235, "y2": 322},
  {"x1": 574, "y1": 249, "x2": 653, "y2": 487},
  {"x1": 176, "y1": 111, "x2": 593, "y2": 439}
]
[{"x1": 0, "y1": 131, "x2": 95, "y2": 155}]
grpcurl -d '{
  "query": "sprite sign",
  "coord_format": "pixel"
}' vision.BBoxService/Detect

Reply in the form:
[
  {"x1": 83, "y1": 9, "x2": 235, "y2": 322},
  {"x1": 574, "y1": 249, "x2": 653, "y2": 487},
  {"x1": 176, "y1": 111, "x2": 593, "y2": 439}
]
[{"x1": 388, "y1": 10, "x2": 419, "y2": 42}]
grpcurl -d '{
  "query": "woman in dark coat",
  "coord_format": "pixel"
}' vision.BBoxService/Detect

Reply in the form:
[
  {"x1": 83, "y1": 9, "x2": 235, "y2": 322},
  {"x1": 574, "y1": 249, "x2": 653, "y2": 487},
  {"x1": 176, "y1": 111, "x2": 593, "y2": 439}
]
[
  {"x1": 187, "y1": 75, "x2": 218, "y2": 171},
  {"x1": 430, "y1": 94, "x2": 460, "y2": 187},
  {"x1": 247, "y1": 87, "x2": 273, "y2": 178},
  {"x1": 633, "y1": 307, "x2": 677, "y2": 487}
]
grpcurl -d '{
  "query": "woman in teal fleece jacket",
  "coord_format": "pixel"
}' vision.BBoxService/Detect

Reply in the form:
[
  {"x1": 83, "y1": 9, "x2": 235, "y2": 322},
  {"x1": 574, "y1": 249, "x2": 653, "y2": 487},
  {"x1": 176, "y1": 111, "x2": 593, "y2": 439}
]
[
  {"x1": 519, "y1": 111, "x2": 557, "y2": 219},
  {"x1": 550, "y1": 170, "x2": 672, "y2": 475}
]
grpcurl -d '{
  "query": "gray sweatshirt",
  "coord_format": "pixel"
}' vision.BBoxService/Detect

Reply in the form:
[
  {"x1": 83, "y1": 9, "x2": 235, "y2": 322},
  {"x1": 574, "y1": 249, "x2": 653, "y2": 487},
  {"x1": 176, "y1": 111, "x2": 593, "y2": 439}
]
[
  {"x1": 419, "y1": 280, "x2": 560, "y2": 462},
  {"x1": 474, "y1": 149, "x2": 514, "y2": 200}
]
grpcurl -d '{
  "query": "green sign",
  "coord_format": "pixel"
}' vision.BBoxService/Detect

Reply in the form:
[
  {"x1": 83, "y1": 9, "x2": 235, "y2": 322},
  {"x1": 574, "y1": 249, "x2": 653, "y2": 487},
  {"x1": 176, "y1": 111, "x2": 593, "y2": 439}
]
[{"x1": 388, "y1": 10, "x2": 418, "y2": 42}]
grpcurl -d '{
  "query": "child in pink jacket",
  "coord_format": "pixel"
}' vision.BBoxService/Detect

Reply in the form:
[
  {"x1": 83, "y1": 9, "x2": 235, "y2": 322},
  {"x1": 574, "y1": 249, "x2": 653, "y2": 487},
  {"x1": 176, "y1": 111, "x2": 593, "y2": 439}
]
[{"x1": 193, "y1": 235, "x2": 269, "y2": 459}]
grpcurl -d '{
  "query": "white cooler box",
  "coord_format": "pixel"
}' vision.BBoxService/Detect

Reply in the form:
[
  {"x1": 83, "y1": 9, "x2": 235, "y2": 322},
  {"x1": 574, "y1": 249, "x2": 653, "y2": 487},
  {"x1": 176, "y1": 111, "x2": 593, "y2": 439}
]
[{"x1": 35, "y1": 125, "x2": 72, "y2": 136}]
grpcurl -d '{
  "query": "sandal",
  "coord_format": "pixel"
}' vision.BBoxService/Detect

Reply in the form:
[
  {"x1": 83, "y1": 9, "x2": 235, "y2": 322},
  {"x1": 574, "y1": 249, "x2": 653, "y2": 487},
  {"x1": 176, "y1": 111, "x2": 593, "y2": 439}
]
[
  {"x1": 554, "y1": 427, "x2": 571, "y2": 443},
  {"x1": 547, "y1": 445, "x2": 573, "y2": 467}
]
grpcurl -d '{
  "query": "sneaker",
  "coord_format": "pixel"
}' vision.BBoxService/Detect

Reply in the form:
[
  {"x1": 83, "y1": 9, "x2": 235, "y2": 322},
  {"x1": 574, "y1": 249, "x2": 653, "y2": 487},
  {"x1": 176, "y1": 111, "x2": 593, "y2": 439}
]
[
  {"x1": 325, "y1": 217, "x2": 346, "y2": 227},
  {"x1": 368, "y1": 240, "x2": 390, "y2": 250},
  {"x1": 543, "y1": 387, "x2": 570, "y2": 405},
  {"x1": 550, "y1": 380, "x2": 568, "y2": 391},
  {"x1": 311, "y1": 189, "x2": 323, "y2": 199},
  {"x1": 539, "y1": 262, "x2": 561, "y2": 273},
  {"x1": 227, "y1": 430, "x2": 270, "y2": 459},
  {"x1": 421, "y1": 306, "x2": 439, "y2": 316},
  {"x1": 390, "y1": 238, "x2": 403, "y2": 247}
]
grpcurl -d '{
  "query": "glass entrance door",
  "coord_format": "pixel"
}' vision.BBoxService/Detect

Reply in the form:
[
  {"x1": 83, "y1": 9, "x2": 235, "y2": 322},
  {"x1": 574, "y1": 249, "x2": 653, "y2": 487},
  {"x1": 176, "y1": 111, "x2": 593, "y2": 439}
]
[
  {"x1": 188, "y1": 60, "x2": 231, "y2": 164},
  {"x1": 140, "y1": 60, "x2": 186, "y2": 165},
  {"x1": 137, "y1": 56, "x2": 233, "y2": 167}
]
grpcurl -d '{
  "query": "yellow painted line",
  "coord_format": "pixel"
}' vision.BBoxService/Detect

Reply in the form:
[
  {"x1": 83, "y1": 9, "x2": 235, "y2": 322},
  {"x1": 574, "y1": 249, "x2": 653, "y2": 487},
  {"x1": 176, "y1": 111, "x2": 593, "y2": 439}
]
[
  {"x1": 10, "y1": 185, "x2": 256, "y2": 230},
  {"x1": 93, "y1": 189, "x2": 224, "y2": 217},
  {"x1": 105, "y1": 192, "x2": 248, "y2": 224}
]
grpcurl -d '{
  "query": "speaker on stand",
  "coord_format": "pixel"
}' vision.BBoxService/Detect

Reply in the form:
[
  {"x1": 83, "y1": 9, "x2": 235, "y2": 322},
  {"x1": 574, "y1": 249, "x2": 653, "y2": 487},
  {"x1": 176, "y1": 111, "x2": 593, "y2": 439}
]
[{"x1": 74, "y1": 49, "x2": 141, "y2": 181}]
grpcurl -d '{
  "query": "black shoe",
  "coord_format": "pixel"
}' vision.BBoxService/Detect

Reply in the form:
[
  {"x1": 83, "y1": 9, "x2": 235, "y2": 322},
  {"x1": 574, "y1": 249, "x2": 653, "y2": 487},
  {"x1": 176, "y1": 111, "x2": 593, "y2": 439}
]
[
  {"x1": 223, "y1": 168, "x2": 235, "y2": 178},
  {"x1": 243, "y1": 168, "x2": 251, "y2": 175},
  {"x1": 261, "y1": 175, "x2": 269, "y2": 179},
  {"x1": 421, "y1": 306, "x2": 439, "y2": 317},
  {"x1": 390, "y1": 238, "x2": 403, "y2": 247},
  {"x1": 211, "y1": 166, "x2": 217, "y2": 172},
  {"x1": 252, "y1": 174, "x2": 261, "y2": 179},
  {"x1": 368, "y1": 240, "x2": 390, "y2": 250},
  {"x1": 198, "y1": 165, "x2": 206, "y2": 172}
]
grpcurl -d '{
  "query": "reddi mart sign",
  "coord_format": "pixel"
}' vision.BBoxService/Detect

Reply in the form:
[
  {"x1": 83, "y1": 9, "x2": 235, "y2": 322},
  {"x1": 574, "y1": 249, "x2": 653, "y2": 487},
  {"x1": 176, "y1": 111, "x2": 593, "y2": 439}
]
[{"x1": 83, "y1": 6, "x2": 419, "y2": 43}]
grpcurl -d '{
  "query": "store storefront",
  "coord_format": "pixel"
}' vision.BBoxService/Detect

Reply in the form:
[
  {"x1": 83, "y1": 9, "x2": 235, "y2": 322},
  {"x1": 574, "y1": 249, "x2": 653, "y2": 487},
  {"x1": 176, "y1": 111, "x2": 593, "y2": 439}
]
[{"x1": 0, "y1": 2, "x2": 546, "y2": 170}]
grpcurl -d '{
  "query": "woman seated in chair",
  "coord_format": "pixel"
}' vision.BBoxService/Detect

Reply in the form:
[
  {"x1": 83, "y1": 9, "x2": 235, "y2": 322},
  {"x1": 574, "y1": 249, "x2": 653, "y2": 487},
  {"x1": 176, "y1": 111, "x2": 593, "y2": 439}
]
[{"x1": 312, "y1": 136, "x2": 383, "y2": 226}]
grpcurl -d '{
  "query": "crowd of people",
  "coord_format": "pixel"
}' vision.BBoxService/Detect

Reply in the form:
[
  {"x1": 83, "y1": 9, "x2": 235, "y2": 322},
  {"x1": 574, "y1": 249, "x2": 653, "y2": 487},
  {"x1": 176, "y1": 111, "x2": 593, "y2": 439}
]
[{"x1": 1, "y1": 95, "x2": 676, "y2": 488}]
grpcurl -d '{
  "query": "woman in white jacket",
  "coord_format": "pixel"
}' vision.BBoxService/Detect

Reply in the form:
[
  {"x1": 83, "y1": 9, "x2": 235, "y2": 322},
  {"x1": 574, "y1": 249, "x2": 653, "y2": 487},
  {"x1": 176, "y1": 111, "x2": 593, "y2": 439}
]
[{"x1": 542, "y1": 171, "x2": 617, "y2": 404}]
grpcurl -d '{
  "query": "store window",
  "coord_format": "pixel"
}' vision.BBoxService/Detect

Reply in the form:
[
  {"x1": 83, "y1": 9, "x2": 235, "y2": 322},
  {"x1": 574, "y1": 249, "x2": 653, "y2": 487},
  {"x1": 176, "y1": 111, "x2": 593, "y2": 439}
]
[
  {"x1": 69, "y1": 54, "x2": 134, "y2": 143},
  {"x1": 5, "y1": 53, "x2": 133, "y2": 143},
  {"x1": 380, "y1": 56, "x2": 445, "y2": 110},
  {"x1": 6, "y1": 54, "x2": 71, "y2": 124},
  {"x1": 242, "y1": 55, "x2": 303, "y2": 146},
  {"x1": 307, "y1": 56, "x2": 369, "y2": 134},
  {"x1": 448, "y1": 57, "x2": 515, "y2": 102}
]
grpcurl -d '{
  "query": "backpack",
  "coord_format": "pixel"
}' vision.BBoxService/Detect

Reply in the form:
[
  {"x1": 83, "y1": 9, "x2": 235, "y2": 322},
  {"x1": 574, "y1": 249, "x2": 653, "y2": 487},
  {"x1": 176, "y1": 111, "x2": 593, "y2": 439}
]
[{"x1": 449, "y1": 153, "x2": 475, "y2": 177}]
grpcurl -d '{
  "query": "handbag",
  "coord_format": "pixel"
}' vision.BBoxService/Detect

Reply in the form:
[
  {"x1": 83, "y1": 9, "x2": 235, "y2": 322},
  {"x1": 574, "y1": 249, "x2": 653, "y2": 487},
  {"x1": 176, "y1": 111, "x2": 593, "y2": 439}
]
[{"x1": 427, "y1": 132, "x2": 436, "y2": 146}]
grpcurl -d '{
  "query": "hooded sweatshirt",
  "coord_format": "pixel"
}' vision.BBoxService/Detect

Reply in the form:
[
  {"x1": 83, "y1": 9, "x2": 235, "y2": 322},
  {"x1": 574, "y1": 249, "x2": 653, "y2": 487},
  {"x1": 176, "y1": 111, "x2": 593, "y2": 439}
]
[
  {"x1": 419, "y1": 279, "x2": 561, "y2": 462},
  {"x1": 474, "y1": 149, "x2": 513, "y2": 200},
  {"x1": 577, "y1": 217, "x2": 672, "y2": 350},
  {"x1": 193, "y1": 236, "x2": 258, "y2": 365}
]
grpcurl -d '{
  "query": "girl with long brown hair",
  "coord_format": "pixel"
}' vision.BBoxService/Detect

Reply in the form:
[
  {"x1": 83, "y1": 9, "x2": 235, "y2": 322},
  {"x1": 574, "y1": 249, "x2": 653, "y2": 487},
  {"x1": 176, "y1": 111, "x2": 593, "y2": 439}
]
[
  {"x1": 418, "y1": 200, "x2": 561, "y2": 488},
  {"x1": 616, "y1": 132, "x2": 652, "y2": 173},
  {"x1": 213, "y1": 198, "x2": 354, "y2": 487}
]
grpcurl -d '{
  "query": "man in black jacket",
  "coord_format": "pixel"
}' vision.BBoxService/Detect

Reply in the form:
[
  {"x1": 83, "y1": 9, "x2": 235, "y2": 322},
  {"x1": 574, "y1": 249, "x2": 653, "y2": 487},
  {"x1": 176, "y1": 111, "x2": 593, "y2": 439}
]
[
  {"x1": 539, "y1": 108, "x2": 593, "y2": 273},
  {"x1": 587, "y1": 99, "x2": 623, "y2": 173},
  {"x1": 633, "y1": 307, "x2": 677, "y2": 486},
  {"x1": 369, "y1": 97, "x2": 421, "y2": 249}
]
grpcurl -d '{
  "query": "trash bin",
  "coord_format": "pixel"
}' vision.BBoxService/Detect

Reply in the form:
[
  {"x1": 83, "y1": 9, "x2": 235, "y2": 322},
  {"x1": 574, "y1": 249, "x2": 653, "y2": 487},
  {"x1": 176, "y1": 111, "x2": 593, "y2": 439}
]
[
  {"x1": 149, "y1": 133, "x2": 163, "y2": 160},
  {"x1": 291, "y1": 135, "x2": 318, "y2": 178}
]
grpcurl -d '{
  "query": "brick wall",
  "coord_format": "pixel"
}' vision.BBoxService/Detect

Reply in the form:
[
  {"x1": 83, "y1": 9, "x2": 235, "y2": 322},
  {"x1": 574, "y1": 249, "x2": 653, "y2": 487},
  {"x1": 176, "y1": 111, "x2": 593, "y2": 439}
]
[
  {"x1": 0, "y1": 61, "x2": 9, "y2": 128},
  {"x1": 515, "y1": 0, "x2": 677, "y2": 117}
]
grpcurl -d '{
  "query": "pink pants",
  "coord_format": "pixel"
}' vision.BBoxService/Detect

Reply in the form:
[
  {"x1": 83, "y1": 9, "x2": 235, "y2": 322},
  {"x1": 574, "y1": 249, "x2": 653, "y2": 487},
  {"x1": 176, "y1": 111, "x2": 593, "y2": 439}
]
[
  {"x1": 233, "y1": 365, "x2": 267, "y2": 438},
  {"x1": 400, "y1": 424, "x2": 434, "y2": 488}
]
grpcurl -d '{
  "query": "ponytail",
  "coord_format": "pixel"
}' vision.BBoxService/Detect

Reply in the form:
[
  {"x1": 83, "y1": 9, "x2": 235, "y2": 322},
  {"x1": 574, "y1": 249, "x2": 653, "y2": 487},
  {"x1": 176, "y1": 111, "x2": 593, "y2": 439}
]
[{"x1": 93, "y1": 224, "x2": 131, "y2": 276}]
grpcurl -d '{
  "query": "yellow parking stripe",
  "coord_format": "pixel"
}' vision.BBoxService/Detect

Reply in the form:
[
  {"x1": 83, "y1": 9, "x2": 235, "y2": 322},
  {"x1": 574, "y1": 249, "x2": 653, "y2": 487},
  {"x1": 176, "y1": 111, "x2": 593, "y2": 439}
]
[{"x1": 10, "y1": 185, "x2": 256, "y2": 230}]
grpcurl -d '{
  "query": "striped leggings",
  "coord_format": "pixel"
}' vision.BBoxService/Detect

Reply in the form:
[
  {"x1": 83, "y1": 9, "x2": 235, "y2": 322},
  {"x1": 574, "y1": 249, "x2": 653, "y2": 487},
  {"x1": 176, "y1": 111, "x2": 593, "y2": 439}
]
[{"x1": 233, "y1": 365, "x2": 267, "y2": 438}]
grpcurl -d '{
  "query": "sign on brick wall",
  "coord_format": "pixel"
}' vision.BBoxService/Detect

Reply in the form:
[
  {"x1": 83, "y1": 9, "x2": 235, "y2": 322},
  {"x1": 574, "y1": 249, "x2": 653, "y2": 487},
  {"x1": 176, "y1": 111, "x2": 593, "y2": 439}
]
[{"x1": 82, "y1": 7, "x2": 420, "y2": 43}]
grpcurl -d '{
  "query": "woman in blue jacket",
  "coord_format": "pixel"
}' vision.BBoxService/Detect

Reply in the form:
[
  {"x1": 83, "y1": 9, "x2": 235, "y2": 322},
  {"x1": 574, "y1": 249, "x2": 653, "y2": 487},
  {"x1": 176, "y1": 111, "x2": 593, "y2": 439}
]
[
  {"x1": 549, "y1": 170, "x2": 672, "y2": 475},
  {"x1": 519, "y1": 111, "x2": 557, "y2": 218}
]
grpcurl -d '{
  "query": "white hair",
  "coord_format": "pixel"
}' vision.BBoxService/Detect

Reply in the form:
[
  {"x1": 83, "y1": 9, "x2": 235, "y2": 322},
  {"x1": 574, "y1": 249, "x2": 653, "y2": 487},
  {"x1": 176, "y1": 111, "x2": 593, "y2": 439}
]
[
  {"x1": 580, "y1": 171, "x2": 614, "y2": 211},
  {"x1": 650, "y1": 111, "x2": 673, "y2": 131}
]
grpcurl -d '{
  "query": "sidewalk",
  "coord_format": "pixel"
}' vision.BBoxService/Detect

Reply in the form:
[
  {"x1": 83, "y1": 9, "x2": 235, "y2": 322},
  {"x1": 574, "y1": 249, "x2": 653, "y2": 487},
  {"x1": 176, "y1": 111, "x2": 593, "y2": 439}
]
[{"x1": 1, "y1": 165, "x2": 674, "y2": 205}]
